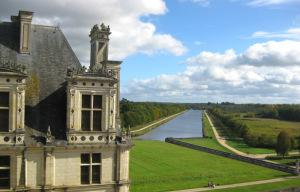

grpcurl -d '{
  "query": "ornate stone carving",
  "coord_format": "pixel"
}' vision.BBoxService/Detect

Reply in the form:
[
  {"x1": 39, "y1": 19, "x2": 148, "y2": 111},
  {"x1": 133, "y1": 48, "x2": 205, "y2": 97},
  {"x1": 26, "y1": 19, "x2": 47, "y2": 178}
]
[{"x1": 0, "y1": 56, "x2": 27, "y2": 74}]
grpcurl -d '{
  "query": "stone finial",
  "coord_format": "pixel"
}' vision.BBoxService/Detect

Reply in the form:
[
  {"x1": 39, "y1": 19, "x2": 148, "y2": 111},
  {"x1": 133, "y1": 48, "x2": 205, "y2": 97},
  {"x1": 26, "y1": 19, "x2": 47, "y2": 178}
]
[
  {"x1": 100, "y1": 23, "x2": 110, "y2": 32},
  {"x1": 46, "y1": 125, "x2": 54, "y2": 143}
]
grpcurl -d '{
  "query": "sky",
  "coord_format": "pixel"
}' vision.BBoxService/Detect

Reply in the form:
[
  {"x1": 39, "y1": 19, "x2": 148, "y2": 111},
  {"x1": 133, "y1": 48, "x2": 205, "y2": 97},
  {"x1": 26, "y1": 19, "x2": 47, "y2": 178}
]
[{"x1": 0, "y1": 0, "x2": 300, "y2": 103}]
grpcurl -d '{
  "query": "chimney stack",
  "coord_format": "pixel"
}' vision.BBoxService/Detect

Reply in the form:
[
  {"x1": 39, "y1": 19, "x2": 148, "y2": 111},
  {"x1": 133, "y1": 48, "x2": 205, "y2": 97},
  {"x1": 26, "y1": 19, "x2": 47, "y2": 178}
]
[
  {"x1": 89, "y1": 23, "x2": 111, "y2": 70},
  {"x1": 11, "y1": 11, "x2": 34, "y2": 54}
]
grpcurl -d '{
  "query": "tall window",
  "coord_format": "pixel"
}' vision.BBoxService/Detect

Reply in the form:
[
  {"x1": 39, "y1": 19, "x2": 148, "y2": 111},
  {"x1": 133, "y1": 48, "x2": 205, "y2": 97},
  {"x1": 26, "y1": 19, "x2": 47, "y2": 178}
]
[
  {"x1": 81, "y1": 153, "x2": 101, "y2": 184},
  {"x1": 81, "y1": 95, "x2": 102, "y2": 131},
  {"x1": 0, "y1": 156, "x2": 10, "y2": 189},
  {"x1": 0, "y1": 92, "x2": 9, "y2": 132}
]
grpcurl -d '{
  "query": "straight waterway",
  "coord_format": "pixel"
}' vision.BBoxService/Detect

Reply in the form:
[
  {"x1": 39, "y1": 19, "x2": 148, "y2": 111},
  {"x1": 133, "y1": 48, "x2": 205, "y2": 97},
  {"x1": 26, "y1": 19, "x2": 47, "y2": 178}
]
[{"x1": 138, "y1": 110, "x2": 203, "y2": 141}]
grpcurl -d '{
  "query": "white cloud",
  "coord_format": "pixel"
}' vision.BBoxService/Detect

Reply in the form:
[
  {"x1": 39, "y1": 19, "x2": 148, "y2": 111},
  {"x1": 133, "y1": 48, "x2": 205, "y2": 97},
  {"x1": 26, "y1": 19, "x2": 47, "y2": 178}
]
[
  {"x1": 241, "y1": 40, "x2": 300, "y2": 66},
  {"x1": 123, "y1": 40, "x2": 300, "y2": 103},
  {"x1": 0, "y1": 0, "x2": 186, "y2": 65},
  {"x1": 191, "y1": 0, "x2": 210, "y2": 6},
  {"x1": 251, "y1": 28, "x2": 300, "y2": 40},
  {"x1": 248, "y1": 0, "x2": 300, "y2": 6},
  {"x1": 178, "y1": 0, "x2": 210, "y2": 7},
  {"x1": 194, "y1": 41, "x2": 205, "y2": 46}
]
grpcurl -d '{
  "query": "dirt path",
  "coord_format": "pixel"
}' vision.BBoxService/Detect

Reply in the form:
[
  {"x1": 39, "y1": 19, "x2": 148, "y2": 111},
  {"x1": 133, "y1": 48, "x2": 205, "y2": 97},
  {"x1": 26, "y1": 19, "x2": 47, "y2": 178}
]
[
  {"x1": 131, "y1": 111, "x2": 186, "y2": 134},
  {"x1": 204, "y1": 112, "x2": 296, "y2": 159},
  {"x1": 169, "y1": 176, "x2": 300, "y2": 192},
  {"x1": 168, "y1": 112, "x2": 300, "y2": 192},
  {"x1": 204, "y1": 112, "x2": 259, "y2": 158}
]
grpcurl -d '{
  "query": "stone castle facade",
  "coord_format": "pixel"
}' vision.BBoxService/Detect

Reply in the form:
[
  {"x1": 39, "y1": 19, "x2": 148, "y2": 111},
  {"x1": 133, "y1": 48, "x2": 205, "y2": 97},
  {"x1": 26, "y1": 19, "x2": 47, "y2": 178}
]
[{"x1": 0, "y1": 10, "x2": 132, "y2": 191}]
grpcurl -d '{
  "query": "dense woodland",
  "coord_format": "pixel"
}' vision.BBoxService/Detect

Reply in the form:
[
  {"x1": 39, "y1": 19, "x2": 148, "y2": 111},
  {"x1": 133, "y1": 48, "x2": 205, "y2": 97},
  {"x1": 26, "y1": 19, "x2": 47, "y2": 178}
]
[{"x1": 120, "y1": 99, "x2": 187, "y2": 129}]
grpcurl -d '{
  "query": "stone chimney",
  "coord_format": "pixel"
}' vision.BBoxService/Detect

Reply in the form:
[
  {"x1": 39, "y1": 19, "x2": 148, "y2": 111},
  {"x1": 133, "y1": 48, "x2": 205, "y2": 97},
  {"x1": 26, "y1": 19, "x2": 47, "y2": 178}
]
[
  {"x1": 89, "y1": 23, "x2": 111, "y2": 70},
  {"x1": 11, "y1": 10, "x2": 34, "y2": 54}
]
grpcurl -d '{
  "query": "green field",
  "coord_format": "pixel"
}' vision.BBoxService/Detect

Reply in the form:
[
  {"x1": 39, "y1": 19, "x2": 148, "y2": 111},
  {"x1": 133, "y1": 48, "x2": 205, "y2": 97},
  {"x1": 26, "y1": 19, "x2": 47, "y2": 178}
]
[
  {"x1": 210, "y1": 113, "x2": 298, "y2": 154},
  {"x1": 238, "y1": 118, "x2": 300, "y2": 138},
  {"x1": 180, "y1": 138, "x2": 231, "y2": 152},
  {"x1": 266, "y1": 155, "x2": 300, "y2": 166},
  {"x1": 179, "y1": 114, "x2": 231, "y2": 152},
  {"x1": 226, "y1": 139, "x2": 275, "y2": 154},
  {"x1": 214, "y1": 177, "x2": 300, "y2": 192},
  {"x1": 130, "y1": 140, "x2": 289, "y2": 192}
]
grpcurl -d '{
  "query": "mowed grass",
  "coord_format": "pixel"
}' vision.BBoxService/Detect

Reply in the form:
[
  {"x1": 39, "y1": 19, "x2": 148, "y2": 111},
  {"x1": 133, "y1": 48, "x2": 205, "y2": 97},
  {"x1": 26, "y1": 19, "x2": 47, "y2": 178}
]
[
  {"x1": 226, "y1": 139, "x2": 275, "y2": 154},
  {"x1": 238, "y1": 118, "x2": 300, "y2": 138},
  {"x1": 222, "y1": 117, "x2": 300, "y2": 154},
  {"x1": 180, "y1": 138, "x2": 231, "y2": 152},
  {"x1": 180, "y1": 114, "x2": 231, "y2": 152},
  {"x1": 182, "y1": 114, "x2": 274, "y2": 154},
  {"x1": 214, "y1": 177, "x2": 300, "y2": 192},
  {"x1": 130, "y1": 140, "x2": 289, "y2": 192}
]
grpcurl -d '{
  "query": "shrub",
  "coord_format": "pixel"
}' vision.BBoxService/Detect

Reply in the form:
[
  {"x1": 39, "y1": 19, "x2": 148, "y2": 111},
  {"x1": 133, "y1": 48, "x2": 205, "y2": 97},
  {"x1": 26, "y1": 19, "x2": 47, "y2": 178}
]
[{"x1": 276, "y1": 131, "x2": 291, "y2": 156}]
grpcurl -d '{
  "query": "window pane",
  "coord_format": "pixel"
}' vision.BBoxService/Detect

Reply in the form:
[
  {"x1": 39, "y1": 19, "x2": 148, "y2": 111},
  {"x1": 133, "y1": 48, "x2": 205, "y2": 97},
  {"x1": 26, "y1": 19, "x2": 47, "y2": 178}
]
[
  {"x1": 81, "y1": 111, "x2": 90, "y2": 131},
  {"x1": 80, "y1": 166, "x2": 90, "y2": 184},
  {"x1": 81, "y1": 154, "x2": 90, "y2": 164},
  {"x1": 92, "y1": 165, "x2": 100, "y2": 184},
  {"x1": 93, "y1": 111, "x2": 101, "y2": 131},
  {"x1": 0, "y1": 156, "x2": 10, "y2": 167},
  {"x1": 82, "y1": 95, "x2": 91, "y2": 108},
  {"x1": 0, "y1": 170, "x2": 9, "y2": 178},
  {"x1": 0, "y1": 168, "x2": 10, "y2": 188},
  {"x1": 92, "y1": 153, "x2": 101, "y2": 163},
  {"x1": 93, "y1": 95, "x2": 102, "y2": 109},
  {"x1": 0, "y1": 109, "x2": 9, "y2": 132},
  {"x1": 0, "y1": 179, "x2": 10, "y2": 188},
  {"x1": 0, "y1": 92, "x2": 9, "y2": 107}
]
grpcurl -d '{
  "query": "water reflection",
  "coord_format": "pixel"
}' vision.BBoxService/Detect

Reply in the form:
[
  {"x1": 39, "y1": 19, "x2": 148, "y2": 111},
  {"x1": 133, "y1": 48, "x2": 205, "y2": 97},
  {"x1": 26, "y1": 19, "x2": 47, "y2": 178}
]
[{"x1": 137, "y1": 110, "x2": 203, "y2": 141}]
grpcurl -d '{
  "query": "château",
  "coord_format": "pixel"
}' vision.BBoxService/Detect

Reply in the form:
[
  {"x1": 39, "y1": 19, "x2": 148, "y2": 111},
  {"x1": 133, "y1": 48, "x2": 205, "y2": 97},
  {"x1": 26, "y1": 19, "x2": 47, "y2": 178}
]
[{"x1": 0, "y1": 10, "x2": 132, "y2": 192}]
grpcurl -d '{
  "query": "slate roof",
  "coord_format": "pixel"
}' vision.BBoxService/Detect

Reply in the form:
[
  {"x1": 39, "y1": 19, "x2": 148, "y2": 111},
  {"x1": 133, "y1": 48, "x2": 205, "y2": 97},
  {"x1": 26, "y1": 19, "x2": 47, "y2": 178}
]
[{"x1": 0, "y1": 21, "x2": 82, "y2": 142}]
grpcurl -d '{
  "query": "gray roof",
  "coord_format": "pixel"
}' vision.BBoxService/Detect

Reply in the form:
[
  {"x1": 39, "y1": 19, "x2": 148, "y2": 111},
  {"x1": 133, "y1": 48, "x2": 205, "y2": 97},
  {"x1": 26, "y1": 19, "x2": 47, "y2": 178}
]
[{"x1": 0, "y1": 22, "x2": 82, "y2": 142}]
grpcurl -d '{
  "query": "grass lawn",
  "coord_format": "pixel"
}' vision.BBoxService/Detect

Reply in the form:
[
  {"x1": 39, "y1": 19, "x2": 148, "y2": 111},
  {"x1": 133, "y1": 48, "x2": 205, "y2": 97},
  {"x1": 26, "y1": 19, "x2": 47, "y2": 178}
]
[
  {"x1": 210, "y1": 113, "x2": 296, "y2": 155},
  {"x1": 266, "y1": 155, "x2": 300, "y2": 166},
  {"x1": 214, "y1": 177, "x2": 300, "y2": 192},
  {"x1": 179, "y1": 114, "x2": 231, "y2": 152},
  {"x1": 179, "y1": 138, "x2": 231, "y2": 152},
  {"x1": 226, "y1": 139, "x2": 275, "y2": 154},
  {"x1": 130, "y1": 140, "x2": 289, "y2": 192},
  {"x1": 238, "y1": 118, "x2": 300, "y2": 138}
]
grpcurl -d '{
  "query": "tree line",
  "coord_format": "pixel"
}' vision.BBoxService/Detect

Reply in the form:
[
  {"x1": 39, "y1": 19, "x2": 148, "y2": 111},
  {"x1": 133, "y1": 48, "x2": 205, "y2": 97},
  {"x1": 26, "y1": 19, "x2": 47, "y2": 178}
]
[
  {"x1": 207, "y1": 108, "x2": 299, "y2": 151},
  {"x1": 259, "y1": 105, "x2": 300, "y2": 121},
  {"x1": 120, "y1": 99, "x2": 187, "y2": 129}
]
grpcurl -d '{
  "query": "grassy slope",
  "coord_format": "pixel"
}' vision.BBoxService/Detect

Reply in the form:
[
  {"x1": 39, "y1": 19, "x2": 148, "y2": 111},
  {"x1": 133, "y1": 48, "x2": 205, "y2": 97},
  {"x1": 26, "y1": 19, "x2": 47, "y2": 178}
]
[
  {"x1": 130, "y1": 140, "x2": 289, "y2": 192},
  {"x1": 214, "y1": 177, "x2": 300, "y2": 192},
  {"x1": 225, "y1": 117, "x2": 300, "y2": 154},
  {"x1": 210, "y1": 114, "x2": 280, "y2": 154},
  {"x1": 226, "y1": 139, "x2": 274, "y2": 154},
  {"x1": 130, "y1": 111, "x2": 185, "y2": 137},
  {"x1": 180, "y1": 114, "x2": 231, "y2": 152},
  {"x1": 239, "y1": 118, "x2": 300, "y2": 138}
]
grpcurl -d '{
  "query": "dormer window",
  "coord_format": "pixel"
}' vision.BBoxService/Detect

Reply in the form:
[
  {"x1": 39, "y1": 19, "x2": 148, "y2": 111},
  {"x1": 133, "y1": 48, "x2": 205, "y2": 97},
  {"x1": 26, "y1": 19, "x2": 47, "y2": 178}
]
[
  {"x1": 81, "y1": 95, "x2": 102, "y2": 131},
  {"x1": 0, "y1": 92, "x2": 9, "y2": 132}
]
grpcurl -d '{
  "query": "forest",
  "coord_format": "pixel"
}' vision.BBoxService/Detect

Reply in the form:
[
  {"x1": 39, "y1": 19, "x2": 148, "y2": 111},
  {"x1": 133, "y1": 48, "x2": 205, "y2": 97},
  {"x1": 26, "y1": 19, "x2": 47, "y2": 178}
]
[{"x1": 120, "y1": 99, "x2": 187, "y2": 129}]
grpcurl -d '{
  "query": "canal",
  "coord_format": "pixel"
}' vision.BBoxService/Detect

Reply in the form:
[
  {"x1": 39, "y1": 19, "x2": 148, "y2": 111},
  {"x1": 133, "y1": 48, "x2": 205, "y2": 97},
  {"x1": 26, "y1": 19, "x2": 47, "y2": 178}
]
[{"x1": 138, "y1": 110, "x2": 203, "y2": 141}]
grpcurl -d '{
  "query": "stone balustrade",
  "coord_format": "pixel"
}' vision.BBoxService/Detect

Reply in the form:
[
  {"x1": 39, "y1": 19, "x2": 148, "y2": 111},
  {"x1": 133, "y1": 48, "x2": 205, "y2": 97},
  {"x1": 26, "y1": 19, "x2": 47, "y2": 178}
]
[{"x1": 67, "y1": 131, "x2": 118, "y2": 144}]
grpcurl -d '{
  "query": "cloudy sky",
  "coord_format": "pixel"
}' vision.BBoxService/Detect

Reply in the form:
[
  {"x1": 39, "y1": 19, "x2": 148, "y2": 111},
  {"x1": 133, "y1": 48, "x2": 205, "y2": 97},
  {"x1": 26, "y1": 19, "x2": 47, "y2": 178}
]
[{"x1": 1, "y1": 0, "x2": 300, "y2": 103}]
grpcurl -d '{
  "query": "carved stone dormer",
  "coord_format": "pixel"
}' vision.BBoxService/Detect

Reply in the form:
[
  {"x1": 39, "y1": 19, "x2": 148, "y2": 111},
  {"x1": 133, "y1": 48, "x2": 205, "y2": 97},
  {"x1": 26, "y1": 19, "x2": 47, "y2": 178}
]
[
  {"x1": 0, "y1": 59, "x2": 27, "y2": 145},
  {"x1": 89, "y1": 23, "x2": 111, "y2": 70}
]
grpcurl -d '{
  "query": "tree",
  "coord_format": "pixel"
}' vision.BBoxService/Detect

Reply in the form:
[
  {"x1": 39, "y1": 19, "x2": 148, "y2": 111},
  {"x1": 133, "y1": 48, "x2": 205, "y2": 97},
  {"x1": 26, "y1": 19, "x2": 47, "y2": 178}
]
[{"x1": 276, "y1": 131, "x2": 291, "y2": 157}]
